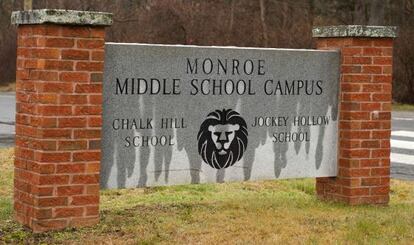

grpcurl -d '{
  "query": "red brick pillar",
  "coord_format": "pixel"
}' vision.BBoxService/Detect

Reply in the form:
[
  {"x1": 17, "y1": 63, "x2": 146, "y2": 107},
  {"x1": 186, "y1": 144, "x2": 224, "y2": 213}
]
[
  {"x1": 313, "y1": 26, "x2": 397, "y2": 205},
  {"x1": 11, "y1": 9, "x2": 112, "y2": 232}
]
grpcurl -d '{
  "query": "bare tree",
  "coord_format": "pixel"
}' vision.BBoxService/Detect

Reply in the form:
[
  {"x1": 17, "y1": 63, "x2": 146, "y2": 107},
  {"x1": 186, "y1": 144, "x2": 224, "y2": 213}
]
[
  {"x1": 259, "y1": 0, "x2": 269, "y2": 47},
  {"x1": 368, "y1": 0, "x2": 385, "y2": 25},
  {"x1": 23, "y1": 0, "x2": 32, "y2": 10}
]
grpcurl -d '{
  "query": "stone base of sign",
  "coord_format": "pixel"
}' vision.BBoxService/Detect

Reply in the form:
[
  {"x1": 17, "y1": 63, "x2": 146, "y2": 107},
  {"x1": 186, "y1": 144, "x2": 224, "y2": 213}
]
[
  {"x1": 12, "y1": 10, "x2": 112, "y2": 233},
  {"x1": 314, "y1": 25, "x2": 397, "y2": 205}
]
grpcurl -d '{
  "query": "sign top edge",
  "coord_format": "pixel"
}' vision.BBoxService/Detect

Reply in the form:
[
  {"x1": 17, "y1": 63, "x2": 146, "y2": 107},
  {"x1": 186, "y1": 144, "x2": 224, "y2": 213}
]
[{"x1": 104, "y1": 42, "x2": 339, "y2": 53}]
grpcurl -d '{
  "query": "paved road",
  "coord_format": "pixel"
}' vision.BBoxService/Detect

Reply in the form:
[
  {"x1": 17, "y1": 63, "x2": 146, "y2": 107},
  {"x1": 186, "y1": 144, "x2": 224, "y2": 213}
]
[
  {"x1": 1, "y1": 93, "x2": 413, "y2": 180},
  {"x1": 0, "y1": 93, "x2": 15, "y2": 148},
  {"x1": 391, "y1": 111, "x2": 414, "y2": 180}
]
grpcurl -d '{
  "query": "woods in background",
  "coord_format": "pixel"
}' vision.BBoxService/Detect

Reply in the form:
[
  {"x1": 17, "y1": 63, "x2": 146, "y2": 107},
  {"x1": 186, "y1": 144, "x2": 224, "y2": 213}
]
[{"x1": 0, "y1": 0, "x2": 413, "y2": 103}]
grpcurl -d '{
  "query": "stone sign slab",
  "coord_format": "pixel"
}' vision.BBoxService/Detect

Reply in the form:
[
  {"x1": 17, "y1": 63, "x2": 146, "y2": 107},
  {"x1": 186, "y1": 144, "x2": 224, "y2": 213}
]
[{"x1": 101, "y1": 43, "x2": 340, "y2": 189}]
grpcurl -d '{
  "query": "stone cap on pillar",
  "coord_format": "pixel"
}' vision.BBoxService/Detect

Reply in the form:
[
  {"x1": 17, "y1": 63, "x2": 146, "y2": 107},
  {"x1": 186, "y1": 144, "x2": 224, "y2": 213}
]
[
  {"x1": 11, "y1": 9, "x2": 113, "y2": 26},
  {"x1": 312, "y1": 25, "x2": 398, "y2": 38}
]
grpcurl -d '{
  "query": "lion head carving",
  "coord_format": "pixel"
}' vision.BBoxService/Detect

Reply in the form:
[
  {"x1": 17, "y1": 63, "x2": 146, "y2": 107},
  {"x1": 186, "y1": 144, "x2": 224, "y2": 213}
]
[{"x1": 197, "y1": 109, "x2": 248, "y2": 169}]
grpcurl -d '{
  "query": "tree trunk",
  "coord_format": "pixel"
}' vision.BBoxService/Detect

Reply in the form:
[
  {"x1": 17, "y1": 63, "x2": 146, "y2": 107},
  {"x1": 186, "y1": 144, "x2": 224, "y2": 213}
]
[
  {"x1": 259, "y1": 0, "x2": 268, "y2": 47},
  {"x1": 24, "y1": 0, "x2": 32, "y2": 10},
  {"x1": 368, "y1": 0, "x2": 385, "y2": 25},
  {"x1": 354, "y1": 1, "x2": 368, "y2": 24}
]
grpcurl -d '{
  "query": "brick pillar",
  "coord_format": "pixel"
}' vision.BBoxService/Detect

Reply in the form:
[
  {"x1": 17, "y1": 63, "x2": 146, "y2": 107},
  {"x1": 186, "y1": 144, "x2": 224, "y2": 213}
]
[
  {"x1": 11, "y1": 9, "x2": 112, "y2": 232},
  {"x1": 313, "y1": 26, "x2": 397, "y2": 205}
]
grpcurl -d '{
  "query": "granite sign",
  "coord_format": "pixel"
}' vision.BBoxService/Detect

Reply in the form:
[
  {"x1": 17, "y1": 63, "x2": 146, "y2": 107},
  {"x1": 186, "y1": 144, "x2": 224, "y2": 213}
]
[{"x1": 101, "y1": 43, "x2": 340, "y2": 189}]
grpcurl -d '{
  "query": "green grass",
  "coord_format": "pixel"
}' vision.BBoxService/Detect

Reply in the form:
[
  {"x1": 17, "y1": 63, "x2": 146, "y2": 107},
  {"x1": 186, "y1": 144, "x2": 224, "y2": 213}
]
[
  {"x1": 393, "y1": 103, "x2": 414, "y2": 111},
  {"x1": 1, "y1": 147, "x2": 414, "y2": 244},
  {"x1": 0, "y1": 148, "x2": 13, "y2": 222}
]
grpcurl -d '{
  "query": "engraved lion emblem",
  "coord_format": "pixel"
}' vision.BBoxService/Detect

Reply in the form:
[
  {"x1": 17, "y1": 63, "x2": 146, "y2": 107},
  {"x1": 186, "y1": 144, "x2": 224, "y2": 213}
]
[{"x1": 197, "y1": 109, "x2": 248, "y2": 169}]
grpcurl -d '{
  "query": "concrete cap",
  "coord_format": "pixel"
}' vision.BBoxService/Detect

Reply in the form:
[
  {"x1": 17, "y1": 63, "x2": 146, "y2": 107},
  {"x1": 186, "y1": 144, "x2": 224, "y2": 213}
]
[
  {"x1": 313, "y1": 25, "x2": 397, "y2": 38},
  {"x1": 11, "y1": 9, "x2": 113, "y2": 26}
]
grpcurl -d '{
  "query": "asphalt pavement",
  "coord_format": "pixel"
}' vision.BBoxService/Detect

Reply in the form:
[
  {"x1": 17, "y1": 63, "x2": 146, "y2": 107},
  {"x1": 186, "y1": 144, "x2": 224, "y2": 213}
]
[
  {"x1": 1, "y1": 93, "x2": 413, "y2": 180},
  {"x1": 390, "y1": 111, "x2": 414, "y2": 180},
  {"x1": 0, "y1": 93, "x2": 15, "y2": 148}
]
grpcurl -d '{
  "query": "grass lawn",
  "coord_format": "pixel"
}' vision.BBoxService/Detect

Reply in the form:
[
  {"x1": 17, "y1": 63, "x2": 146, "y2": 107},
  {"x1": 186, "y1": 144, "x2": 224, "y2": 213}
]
[
  {"x1": 393, "y1": 103, "x2": 414, "y2": 111},
  {"x1": 1, "y1": 147, "x2": 414, "y2": 244}
]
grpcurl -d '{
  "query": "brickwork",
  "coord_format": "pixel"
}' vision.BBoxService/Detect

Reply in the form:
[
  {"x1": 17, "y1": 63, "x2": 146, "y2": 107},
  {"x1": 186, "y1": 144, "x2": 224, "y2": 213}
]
[
  {"x1": 11, "y1": 17, "x2": 394, "y2": 233},
  {"x1": 315, "y1": 37, "x2": 394, "y2": 205},
  {"x1": 14, "y1": 24, "x2": 106, "y2": 232}
]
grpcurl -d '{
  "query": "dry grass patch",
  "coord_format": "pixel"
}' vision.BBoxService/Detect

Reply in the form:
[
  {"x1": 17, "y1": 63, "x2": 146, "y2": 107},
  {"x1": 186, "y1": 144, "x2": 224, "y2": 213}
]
[
  {"x1": 0, "y1": 147, "x2": 414, "y2": 244},
  {"x1": 0, "y1": 82, "x2": 15, "y2": 92}
]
